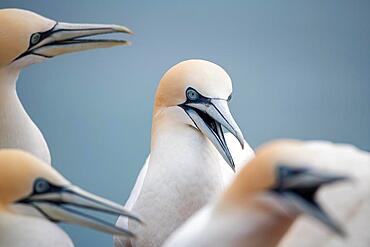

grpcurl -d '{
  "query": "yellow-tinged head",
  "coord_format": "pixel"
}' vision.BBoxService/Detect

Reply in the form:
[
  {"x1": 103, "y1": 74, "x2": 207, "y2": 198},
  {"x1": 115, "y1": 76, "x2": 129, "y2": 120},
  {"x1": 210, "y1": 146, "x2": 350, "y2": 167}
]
[
  {"x1": 0, "y1": 9, "x2": 55, "y2": 68},
  {"x1": 153, "y1": 59, "x2": 244, "y2": 171},
  {"x1": 223, "y1": 140, "x2": 302, "y2": 197},
  {"x1": 155, "y1": 59, "x2": 232, "y2": 108},
  {"x1": 0, "y1": 8, "x2": 132, "y2": 70},
  {"x1": 0, "y1": 149, "x2": 141, "y2": 238},
  {"x1": 0, "y1": 149, "x2": 68, "y2": 207},
  {"x1": 222, "y1": 139, "x2": 348, "y2": 236}
]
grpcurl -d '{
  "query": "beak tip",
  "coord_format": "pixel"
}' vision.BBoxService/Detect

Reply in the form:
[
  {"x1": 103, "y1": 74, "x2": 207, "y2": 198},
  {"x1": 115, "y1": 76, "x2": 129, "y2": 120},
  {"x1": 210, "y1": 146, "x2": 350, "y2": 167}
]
[
  {"x1": 335, "y1": 175, "x2": 351, "y2": 183},
  {"x1": 115, "y1": 25, "x2": 134, "y2": 34},
  {"x1": 332, "y1": 224, "x2": 346, "y2": 238},
  {"x1": 125, "y1": 211, "x2": 143, "y2": 224},
  {"x1": 135, "y1": 217, "x2": 145, "y2": 225},
  {"x1": 323, "y1": 175, "x2": 351, "y2": 186},
  {"x1": 130, "y1": 233, "x2": 138, "y2": 239},
  {"x1": 236, "y1": 134, "x2": 245, "y2": 150},
  {"x1": 338, "y1": 229, "x2": 346, "y2": 238},
  {"x1": 229, "y1": 161, "x2": 236, "y2": 173},
  {"x1": 125, "y1": 232, "x2": 137, "y2": 239},
  {"x1": 115, "y1": 227, "x2": 137, "y2": 239}
]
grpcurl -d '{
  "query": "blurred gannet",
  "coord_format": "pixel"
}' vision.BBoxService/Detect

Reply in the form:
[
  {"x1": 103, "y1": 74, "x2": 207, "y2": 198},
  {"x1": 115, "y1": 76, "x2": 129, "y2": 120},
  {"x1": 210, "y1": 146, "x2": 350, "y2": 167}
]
[
  {"x1": 277, "y1": 141, "x2": 370, "y2": 247},
  {"x1": 163, "y1": 139, "x2": 358, "y2": 247},
  {"x1": 115, "y1": 59, "x2": 254, "y2": 247},
  {"x1": 0, "y1": 149, "x2": 142, "y2": 247},
  {"x1": 0, "y1": 8, "x2": 132, "y2": 164}
]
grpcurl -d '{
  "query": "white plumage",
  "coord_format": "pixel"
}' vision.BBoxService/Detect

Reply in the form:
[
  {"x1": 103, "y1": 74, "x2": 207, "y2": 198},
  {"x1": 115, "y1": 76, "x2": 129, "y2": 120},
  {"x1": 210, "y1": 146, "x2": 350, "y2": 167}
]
[
  {"x1": 0, "y1": 8, "x2": 131, "y2": 164},
  {"x1": 115, "y1": 133, "x2": 254, "y2": 247},
  {"x1": 0, "y1": 149, "x2": 140, "y2": 247},
  {"x1": 115, "y1": 59, "x2": 254, "y2": 247},
  {"x1": 278, "y1": 141, "x2": 370, "y2": 247},
  {"x1": 163, "y1": 140, "x2": 370, "y2": 247}
]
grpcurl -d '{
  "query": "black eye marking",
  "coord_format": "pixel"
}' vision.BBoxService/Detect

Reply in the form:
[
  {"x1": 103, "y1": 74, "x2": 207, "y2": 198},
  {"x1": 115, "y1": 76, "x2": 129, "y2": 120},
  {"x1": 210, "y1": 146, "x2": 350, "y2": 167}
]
[
  {"x1": 179, "y1": 87, "x2": 209, "y2": 113},
  {"x1": 30, "y1": 33, "x2": 41, "y2": 45},
  {"x1": 227, "y1": 94, "x2": 232, "y2": 101},
  {"x1": 272, "y1": 165, "x2": 309, "y2": 191},
  {"x1": 32, "y1": 177, "x2": 65, "y2": 195},
  {"x1": 182, "y1": 87, "x2": 212, "y2": 106},
  {"x1": 13, "y1": 22, "x2": 59, "y2": 62},
  {"x1": 183, "y1": 87, "x2": 231, "y2": 104},
  {"x1": 34, "y1": 178, "x2": 51, "y2": 194},
  {"x1": 186, "y1": 88, "x2": 200, "y2": 101},
  {"x1": 16, "y1": 178, "x2": 66, "y2": 209},
  {"x1": 28, "y1": 22, "x2": 58, "y2": 48},
  {"x1": 279, "y1": 165, "x2": 308, "y2": 179}
]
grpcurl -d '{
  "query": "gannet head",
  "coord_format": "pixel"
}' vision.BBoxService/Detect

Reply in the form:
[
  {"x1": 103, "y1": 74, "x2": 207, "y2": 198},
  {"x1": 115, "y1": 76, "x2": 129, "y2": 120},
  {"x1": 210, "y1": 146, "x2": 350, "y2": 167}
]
[
  {"x1": 154, "y1": 59, "x2": 244, "y2": 171},
  {"x1": 0, "y1": 149, "x2": 142, "y2": 238},
  {"x1": 223, "y1": 140, "x2": 347, "y2": 236},
  {"x1": 0, "y1": 8, "x2": 132, "y2": 69}
]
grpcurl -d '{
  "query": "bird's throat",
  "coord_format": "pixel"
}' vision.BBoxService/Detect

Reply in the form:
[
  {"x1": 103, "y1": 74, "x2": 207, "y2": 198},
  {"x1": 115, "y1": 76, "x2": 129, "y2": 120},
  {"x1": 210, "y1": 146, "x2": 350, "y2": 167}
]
[
  {"x1": 0, "y1": 67, "x2": 51, "y2": 164},
  {"x1": 0, "y1": 67, "x2": 19, "y2": 94}
]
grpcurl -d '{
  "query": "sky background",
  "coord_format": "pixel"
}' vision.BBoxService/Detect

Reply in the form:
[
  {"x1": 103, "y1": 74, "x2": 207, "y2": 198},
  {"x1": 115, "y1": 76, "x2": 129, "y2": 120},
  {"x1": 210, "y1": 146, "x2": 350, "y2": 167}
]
[{"x1": 0, "y1": 1, "x2": 369, "y2": 246}]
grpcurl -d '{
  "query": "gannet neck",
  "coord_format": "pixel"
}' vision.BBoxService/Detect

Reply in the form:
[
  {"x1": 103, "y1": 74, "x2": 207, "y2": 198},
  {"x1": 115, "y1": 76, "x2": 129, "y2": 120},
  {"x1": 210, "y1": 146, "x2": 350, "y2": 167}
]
[
  {"x1": 212, "y1": 194, "x2": 294, "y2": 247},
  {"x1": 150, "y1": 106, "x2": 222, "y2": 177},
  {"x1": 0, "y1": 67, "x2": 51, "y2": 164},
  {"x1": 163, "y1": 194, "x2": 294, "y2": 247},
  {"x1": 129, "y1": 107, "x2": 226, "y2": 246},
  {"x1": 0, "y1": 211, "x2": 73, "y2": 247},
  {"x1": 165, "y1": 194, "x2": 294, "y2": 247},
  {"x1": 0, "y1": 67, "x2": 18, "y2": 92}
]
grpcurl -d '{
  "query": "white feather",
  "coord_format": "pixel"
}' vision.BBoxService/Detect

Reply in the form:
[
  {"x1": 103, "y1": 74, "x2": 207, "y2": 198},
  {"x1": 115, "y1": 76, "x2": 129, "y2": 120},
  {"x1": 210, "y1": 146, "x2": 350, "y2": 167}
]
[
  {"x1": 114, "y1": 132, "x2": 254, "y2": 247},
  {"x1": 278, "y1": 141, "x2": 370, "y2": 247},
  {"x1": 163, "y1": 140, "x2": 370, "y2": 247}
]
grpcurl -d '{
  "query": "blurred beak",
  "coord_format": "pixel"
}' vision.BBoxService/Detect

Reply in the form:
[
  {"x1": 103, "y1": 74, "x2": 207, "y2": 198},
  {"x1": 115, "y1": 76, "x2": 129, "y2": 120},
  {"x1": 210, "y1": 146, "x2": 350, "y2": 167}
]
[
  {"x1": 18, "y1": 185, "x2": 142, "y2": 238},
  {"x1": 277, "y1": 169, "x2": 348, "y2": 236},
  {"x1": 15, "y1": 22, "x2": 132, "y2": 60},
  {"x1": 180, "y1": 99, "x2": 244, "y2": 171}
]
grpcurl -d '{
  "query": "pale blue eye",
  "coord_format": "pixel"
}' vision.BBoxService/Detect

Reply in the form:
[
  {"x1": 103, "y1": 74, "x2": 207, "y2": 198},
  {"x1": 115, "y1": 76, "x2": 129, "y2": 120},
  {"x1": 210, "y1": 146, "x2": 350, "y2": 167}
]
[
  {"x1": 35, "y1": 179, "x2": 50, "y2": 193},
  {"x1": 227, "y1": 94, "x2": 232, "y2": 101},
  {"x1": 187, "y1": 89, "x2": 199, "y2": 101},
  {"x1": 30, "y1": 33, "x2": 41, "y2": 45}
]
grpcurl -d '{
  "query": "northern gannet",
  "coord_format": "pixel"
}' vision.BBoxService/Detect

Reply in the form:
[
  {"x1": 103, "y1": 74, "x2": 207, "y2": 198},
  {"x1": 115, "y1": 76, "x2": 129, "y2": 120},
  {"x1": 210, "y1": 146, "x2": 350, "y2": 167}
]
[
  {"x1": 163, "y1": 139, "x2": 357, "y2": 247},
  {"x1": 0, "y1": 149, "x2": 142, "y2": 247},
  {"x1": 277, "y1": 141, "x2": 370, "y2": 247},
  {"x1": 115, "y1": 59, "x2": 254, "y2": 247},
  {"x1": 0, "y1": 8, "x2": 132, "y2": 164}
]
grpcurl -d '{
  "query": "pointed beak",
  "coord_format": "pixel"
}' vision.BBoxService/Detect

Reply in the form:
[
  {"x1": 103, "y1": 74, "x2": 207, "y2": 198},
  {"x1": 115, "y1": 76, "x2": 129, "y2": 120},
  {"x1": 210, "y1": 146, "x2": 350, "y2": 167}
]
[
  {"x1": 18, "y1": 185, "x2": 142, "y2": 238},
  {"x1": 181, "y1": 99, "x2": 244, "y2": 171},
  {"x1": 276, "y1": 169, "x2": 348, "y2": 236},
  {"x1": 15, "y1": 22, "x2": 132, "y2": 60}
]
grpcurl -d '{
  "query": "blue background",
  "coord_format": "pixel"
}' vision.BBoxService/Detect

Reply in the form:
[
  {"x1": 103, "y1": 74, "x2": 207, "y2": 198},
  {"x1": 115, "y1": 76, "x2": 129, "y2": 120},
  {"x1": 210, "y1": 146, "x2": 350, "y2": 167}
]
[{"x1": 1, "y1": 1, "x2": 369, "y2": 246}]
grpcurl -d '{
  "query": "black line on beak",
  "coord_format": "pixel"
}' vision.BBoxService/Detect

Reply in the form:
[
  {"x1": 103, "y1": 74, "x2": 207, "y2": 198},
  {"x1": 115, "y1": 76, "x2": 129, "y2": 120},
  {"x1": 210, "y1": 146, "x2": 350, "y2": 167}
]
[
  {"x1": 12, "y1": 22, "x2": 59, "y2": 62},
  {"x1": 271, "y1": 165, "x2": 347, "y2": 236}
]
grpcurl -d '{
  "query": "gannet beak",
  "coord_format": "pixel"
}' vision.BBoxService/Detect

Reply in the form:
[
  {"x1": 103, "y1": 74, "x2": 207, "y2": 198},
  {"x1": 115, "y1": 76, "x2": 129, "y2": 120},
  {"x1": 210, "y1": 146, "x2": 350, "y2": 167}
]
[
  {"x1": 17, "y1": 179, "x2": 142, "y2": 238},
  {"x1": 14, "y1": 22, "x2": 132, "y2": 61},
  {"x1": 180, "y1": 98, "x2": 244, "y2": 172},
  {"x1": 273, "y1": 166, "x2": 348, "y2": 236}
]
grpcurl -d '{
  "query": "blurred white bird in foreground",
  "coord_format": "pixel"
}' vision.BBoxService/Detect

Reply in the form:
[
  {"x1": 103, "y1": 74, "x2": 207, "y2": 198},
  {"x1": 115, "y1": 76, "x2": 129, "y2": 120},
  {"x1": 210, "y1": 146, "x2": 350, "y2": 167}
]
[
  {"x1": 115, "y1": 59, "x2": 254, "y2": 247},
  {"x1": 278, "y1": 141, "x2": 370, "y2": 247},
  {"x1": 0, "y1": 149, "x2": 142, "y2": 247},
  {"x1": 0, "y1": 8, "x2": 132, "y2": 164},
  {"x1": 163, "y1": 139, "x2": 370, "y2": 247}
]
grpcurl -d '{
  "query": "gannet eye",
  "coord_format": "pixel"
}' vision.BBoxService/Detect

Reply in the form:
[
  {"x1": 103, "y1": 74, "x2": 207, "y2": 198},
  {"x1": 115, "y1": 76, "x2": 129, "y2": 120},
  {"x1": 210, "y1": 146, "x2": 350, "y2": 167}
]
[
  {"x1": 34, "y1": 178, "x2": 50, "y2": 194},
  {"x1": 186, "y1": 88, "x2": 199, "y2": 101},
  {"x1": 30, "y1": 33, "x2": 41, "y2": 45},
  {"x1": 227, "y1": 94, "x2": 232, "y2": 101}
]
